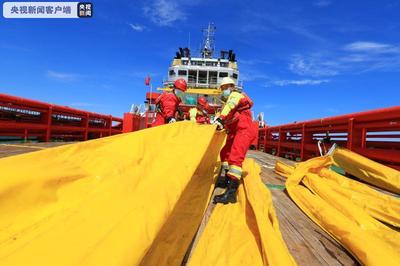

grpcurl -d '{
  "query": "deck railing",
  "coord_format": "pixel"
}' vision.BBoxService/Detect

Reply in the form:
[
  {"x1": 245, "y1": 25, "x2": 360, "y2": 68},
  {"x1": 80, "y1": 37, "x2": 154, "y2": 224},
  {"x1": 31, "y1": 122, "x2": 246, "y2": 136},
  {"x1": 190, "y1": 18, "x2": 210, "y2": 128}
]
[
  {"x1": 257, "y1": 106, "x2": 400, "y2": 170},
  {"x1": 0, "y1": 93, "x2": 123, "y2": 141}
]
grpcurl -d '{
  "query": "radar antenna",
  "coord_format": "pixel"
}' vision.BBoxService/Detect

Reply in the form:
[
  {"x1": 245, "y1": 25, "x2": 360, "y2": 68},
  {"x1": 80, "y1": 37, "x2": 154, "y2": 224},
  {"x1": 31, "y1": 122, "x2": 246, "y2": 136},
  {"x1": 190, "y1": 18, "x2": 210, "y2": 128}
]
[{"x1": 201, "y1": 23, "x2": 216, "y2": 59}]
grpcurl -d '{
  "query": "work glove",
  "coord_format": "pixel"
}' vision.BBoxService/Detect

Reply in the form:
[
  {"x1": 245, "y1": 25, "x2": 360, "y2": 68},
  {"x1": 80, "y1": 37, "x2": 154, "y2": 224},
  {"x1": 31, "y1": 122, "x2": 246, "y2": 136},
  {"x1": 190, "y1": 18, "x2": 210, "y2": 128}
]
[
  {"x1": 167, "y1": 117, "x2": 176, "y2": 123},
  {"x1": 211, "y1": 117, "x2": 224, "y2": 131}
]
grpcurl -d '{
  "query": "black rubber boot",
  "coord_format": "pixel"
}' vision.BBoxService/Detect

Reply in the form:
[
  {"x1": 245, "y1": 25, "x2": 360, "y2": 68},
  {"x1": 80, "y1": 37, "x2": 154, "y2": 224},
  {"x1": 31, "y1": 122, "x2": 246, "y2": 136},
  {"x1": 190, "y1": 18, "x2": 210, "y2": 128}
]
[
  {"x1": 215, "y1": 169, "x2": 229, "y2": 188},
  {"x1": 213, "y1": 178, "x2": 239, "y2": 204}
]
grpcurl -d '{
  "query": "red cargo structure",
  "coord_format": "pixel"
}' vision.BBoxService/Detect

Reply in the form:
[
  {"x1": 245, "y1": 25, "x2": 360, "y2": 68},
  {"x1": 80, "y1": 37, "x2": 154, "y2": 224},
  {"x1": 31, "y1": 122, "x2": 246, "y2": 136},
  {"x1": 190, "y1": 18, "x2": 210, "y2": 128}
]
[
  {"x1": 0, "y1": 94, "x2": 123, "y2": 141},
  {"x1": 2, "y1": 93, "x2": 400, "y2": 170},
  {"x1": 258, "y1": 106, "x2": 400, "y2": 170},
  {"x1": 122, "y1": 92, "x2": 160, "y2": 132},
  {"x1": 122, "y1": 112, "x2": 156, "y2": 132}
]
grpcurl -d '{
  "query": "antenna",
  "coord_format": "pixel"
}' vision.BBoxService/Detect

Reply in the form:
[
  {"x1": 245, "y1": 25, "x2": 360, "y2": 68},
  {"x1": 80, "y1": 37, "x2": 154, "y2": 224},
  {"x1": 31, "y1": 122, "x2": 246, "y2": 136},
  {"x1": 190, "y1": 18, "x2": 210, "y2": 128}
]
[
  {"x1": 201, "y1": 23, "x2": 216, "y2": 58},
  {"x1": 188, "y1": 32, "x2": 191, "y2": 51}
]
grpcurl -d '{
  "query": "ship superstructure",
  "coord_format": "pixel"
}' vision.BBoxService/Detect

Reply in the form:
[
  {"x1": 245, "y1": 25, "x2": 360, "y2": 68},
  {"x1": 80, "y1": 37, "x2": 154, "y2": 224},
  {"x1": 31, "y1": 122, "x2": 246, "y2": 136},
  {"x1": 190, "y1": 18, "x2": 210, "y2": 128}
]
[{"x1": 159, "y1": 23, "x2": 241, "y2": 106}]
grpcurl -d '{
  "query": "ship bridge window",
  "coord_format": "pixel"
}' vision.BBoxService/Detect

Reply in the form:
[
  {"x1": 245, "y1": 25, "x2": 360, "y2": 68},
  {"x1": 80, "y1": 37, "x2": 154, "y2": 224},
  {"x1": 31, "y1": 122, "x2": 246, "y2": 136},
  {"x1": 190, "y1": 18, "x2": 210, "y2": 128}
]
[
  {"x1": 206, "y1": 61, "x2": 218, "y2": 66},
  {"x1": 188, "y1": 70, "x2": 197, "y2": 84},
  {"x1": 182, "y1": 60, "x2": 188, "y2": 65},
  {"x1": 219, "y1": 72, "x2": 228, "y2": 78},
  {"x1": 192, "y1": 61, "x2": 204, "y2": 66},
  {"x1": 169, "y1": 70, "x2": 175, "y2": 76},
  {"x1": 178, "y1": 70, "x2": 187, "y2": 76},
  {"x1": 220, "y1": 62, "x2": 228, "y2": 67},
  {"x1": 209, "y1": 71, "x2": 218, "y2": 85},
  {"x1": 232, "y1": 73, "x2": 238, "y2": 79},
  {"x1": 198, "y1": 71, "x2": 207, "y2": 84}
]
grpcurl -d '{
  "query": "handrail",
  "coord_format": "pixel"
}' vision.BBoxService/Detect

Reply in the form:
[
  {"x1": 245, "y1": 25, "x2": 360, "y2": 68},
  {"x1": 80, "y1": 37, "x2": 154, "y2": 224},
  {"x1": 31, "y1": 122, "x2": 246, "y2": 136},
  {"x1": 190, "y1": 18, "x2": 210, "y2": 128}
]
[
  {"x1": 257, "y1": 106, "x2": 400, "y2": 169},
  {"x1": 0, "y1": 93, "x2": 123, "y2": 141}
]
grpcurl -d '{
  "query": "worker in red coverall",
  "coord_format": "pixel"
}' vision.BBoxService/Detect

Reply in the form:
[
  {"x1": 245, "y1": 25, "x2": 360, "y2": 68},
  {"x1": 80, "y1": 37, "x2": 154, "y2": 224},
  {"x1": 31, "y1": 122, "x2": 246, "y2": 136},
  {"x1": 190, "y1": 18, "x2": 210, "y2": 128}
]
[
  {"x1": 189, "y1": 96, "x2": 210, "y2": 124},
  {"x1": 212, "y1": 77, "x2": 257, "y2": 204},
  {"x1": 152, "y1": 78, "x2": 187, "y2": 126}
]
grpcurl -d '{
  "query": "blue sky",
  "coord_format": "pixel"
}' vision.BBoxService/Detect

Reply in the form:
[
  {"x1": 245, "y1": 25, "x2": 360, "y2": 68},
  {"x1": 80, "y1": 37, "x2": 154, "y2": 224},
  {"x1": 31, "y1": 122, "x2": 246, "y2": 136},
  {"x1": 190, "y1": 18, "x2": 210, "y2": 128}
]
[{"x1": 1, "y1": 0, "x2": 399, "y2": 125}]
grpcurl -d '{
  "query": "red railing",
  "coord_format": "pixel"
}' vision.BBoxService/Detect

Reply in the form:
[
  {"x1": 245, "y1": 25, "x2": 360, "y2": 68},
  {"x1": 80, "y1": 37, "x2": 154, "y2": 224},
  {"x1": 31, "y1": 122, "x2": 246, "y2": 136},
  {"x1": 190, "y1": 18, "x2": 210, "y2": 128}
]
[
  {"x1": 258, "y1": 106, "x2": 400, "y2": 170},
  {"x1": 0, "y1": 94, "x2": 123, "y2": 141}
]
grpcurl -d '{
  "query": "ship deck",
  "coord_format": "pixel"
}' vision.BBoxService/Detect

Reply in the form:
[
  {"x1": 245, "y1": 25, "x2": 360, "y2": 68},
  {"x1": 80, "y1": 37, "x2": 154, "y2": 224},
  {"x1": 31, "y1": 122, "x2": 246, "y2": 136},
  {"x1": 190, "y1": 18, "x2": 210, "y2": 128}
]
[
  {"x1": 245, "y1": 151, "x2": 357, "y2": 265},
  {"x1": 0, "y1": 143, "x2": 357, "y2": 265}
]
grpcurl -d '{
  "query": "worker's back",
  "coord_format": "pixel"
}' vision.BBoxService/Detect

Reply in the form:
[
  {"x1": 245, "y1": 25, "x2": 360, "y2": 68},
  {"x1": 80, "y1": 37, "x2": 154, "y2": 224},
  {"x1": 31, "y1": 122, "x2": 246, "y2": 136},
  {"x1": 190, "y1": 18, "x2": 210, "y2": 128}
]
[{"x1": 156, "y1": 92, "x2": 180, "y2": 118}]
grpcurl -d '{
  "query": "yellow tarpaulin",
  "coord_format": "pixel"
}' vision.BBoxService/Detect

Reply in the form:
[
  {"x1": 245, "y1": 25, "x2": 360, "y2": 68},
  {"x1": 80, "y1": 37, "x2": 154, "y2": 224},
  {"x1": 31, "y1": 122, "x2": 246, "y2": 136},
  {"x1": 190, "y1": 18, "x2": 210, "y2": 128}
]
[
  {"x1": 318, "y1": 168, "x2": 400, "y2": 227},
  {"x1": 275, "y1": 160, "x2": 400, "y2": 227},
  {"x1": 0, "y1": 122, "x2": 224, "y2": 265},
  {"x1": 332, "y1": 147, "x2": 400, "y2": 194},
  {"x1": 275, "y1": 148, "x2": 400, "y2": 265},
  {"x1": 189, "y1": 159, "x2": 296, "y2": 266},
  {"x1": 0, "y1": 122, "x2": 295, "y2": 266}
]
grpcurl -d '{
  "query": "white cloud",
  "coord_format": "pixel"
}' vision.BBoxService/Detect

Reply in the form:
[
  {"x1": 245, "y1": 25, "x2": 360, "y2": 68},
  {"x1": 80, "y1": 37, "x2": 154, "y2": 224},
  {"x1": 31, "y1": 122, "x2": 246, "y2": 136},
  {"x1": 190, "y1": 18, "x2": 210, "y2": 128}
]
[
  {"x1": 284, "y1": 24, "x2": 325, "y2": 42},
  {"x1": 240, "y1": 72, "x2": 269, "y2": 82},
  {"x1": 143, "y1": 0, "x2": 186, "y2": 26},
  {"x1": 289, "y1": 56, "x2": 339, "y2": 77},
  {"x1": 359, "y1": 57, "x2": 400, "y2": 73},
  {"x1": 272, "y1": 79, "x2": 329, "y2": 86},
  {"x1": 47, "y1": 70, "x2": 78, "y2": 81},
  {"x1": 314, "y1": 1, "x2": 332, "y2": 7},
  {"x1": 339, "y1": 54, "x2": 371, "y2": 63},
  {"x1": 129, "y1": 23, "x2": 146, "y2": 32},
  {"x1": 333, "y1": 24, "x2": 370, "y2": 33},
  {"x1": 341, "y1": 41, "x2": 400, "y2": 72},
  {"x1": 343, "y1": 41, "x2": 399, "y2": 53},
  {"x1": 244, "y1": 10, "x2": 325, "y2": 43},
  {"x1": 241, "y1": 59, "x2": 271, "y2": 65},
  {"x1": 289, "y1": 41, "x2": 400, "y2": 77}
]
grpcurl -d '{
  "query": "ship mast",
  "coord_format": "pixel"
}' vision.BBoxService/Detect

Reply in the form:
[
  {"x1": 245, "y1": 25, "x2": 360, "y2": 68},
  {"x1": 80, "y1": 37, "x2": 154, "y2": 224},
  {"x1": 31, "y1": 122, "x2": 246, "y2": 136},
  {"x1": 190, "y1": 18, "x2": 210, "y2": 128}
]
[{"x1": 201, "y1": 23, "x2": 216, "y2": 59}]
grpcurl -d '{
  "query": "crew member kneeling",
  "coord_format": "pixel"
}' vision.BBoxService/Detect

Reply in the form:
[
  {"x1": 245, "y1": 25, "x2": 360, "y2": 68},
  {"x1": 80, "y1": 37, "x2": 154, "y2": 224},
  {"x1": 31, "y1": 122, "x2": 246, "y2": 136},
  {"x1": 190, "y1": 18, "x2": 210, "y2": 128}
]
[{"x1": 189, "y1": 96, "x2": 210, "y2": 124}]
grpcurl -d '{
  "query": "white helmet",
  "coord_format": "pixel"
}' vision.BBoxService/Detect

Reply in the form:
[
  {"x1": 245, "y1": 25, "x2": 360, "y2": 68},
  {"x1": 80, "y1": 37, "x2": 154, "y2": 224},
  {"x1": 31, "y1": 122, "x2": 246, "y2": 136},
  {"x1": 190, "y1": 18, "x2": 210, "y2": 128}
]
[{"x1": 219, "y1": 77, "x2": 235, "y2": 88}]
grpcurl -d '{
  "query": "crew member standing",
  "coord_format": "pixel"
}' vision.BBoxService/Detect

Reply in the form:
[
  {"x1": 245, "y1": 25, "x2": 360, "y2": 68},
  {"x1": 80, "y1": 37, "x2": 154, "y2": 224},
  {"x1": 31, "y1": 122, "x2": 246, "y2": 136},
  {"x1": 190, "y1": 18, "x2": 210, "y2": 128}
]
[
  {"x1": 152, "y1": 78, "x2": 187, "y2": 127},
  {"x1": 189, "y1": 96, "x2": 210, "y2": 124},
  {"x1": 212, "y1": 77, "x2": 257, "y2": 204}
]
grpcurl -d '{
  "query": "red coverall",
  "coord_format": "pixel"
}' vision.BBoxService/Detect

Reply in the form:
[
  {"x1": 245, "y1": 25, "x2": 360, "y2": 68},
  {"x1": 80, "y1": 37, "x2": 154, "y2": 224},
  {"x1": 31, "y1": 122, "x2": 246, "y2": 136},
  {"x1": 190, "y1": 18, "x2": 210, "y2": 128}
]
[
  {"x1": 219, "y1": 91, "x2": 257, "y2": 180},
  {"x1": 152, "y1": 92, "x2": 181, "y2": 127}
]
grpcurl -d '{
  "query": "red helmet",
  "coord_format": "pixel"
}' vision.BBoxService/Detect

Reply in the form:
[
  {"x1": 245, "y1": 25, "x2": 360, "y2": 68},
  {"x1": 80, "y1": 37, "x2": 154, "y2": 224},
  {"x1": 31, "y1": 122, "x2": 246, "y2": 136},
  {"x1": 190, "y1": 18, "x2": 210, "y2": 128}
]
[
  {"x1": 174, "y1": 78, "x2": 187, "y2": 92},
  {"x1": 197, "y1": 96, "x2": 208, "y2": 107}
]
